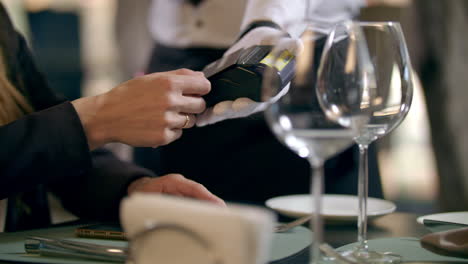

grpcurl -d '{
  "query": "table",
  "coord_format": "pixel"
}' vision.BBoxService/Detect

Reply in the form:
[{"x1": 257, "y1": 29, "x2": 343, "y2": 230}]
[
  {"x1": 277, "y1": 212, "x2": 430, "y2": 264},
  {"x1": 0, "y1": 213, "x2": 434, "y2": 264},
  {"x1": 326, "y1": 212, "x2": 429, "y2": 247}
]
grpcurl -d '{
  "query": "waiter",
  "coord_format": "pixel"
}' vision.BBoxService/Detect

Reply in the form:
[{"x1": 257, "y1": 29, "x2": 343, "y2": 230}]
[{"x1": 134, "y1": 0, "x2": 384, "y2": 203}]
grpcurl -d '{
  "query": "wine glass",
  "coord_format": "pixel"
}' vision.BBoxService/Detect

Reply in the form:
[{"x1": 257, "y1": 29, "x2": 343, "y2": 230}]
[
  {"x1": 333, "y1": 21, "x2": 414, "y2": 264},
  {"x1": 262, "y1": 20, "x2": 375, "y2": 264}
]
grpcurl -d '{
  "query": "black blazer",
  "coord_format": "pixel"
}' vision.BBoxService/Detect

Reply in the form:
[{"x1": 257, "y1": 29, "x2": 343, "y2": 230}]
[{"x1": 0, "y1": 4, "x2": 154, "y2": 230}]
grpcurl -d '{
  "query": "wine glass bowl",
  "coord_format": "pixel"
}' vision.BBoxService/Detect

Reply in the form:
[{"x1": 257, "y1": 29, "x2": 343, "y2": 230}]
[
  {"x1": 317, "y1": 21, "x2": 378, "y2": 133},
  {"x1": 354, "y1": 22, "x2": 413, "y2": 145}
]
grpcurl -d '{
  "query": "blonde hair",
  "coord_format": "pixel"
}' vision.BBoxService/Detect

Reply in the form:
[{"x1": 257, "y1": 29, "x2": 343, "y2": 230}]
[{"x1": 0, "y1": 49, "x2": 34, "y2": 125}]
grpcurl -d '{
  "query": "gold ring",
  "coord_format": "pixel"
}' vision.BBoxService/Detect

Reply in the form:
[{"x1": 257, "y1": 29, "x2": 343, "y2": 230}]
[{"x1": 182, "y1": 114, "x2": 190, "y2": 129}]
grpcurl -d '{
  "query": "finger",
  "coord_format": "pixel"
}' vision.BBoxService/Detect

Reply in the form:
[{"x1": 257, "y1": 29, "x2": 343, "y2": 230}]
[
  {"x1": 144, "y1": 69, "x2": 204, "y2": 82},
  {"x1": 167, "y1": 128, "x2": 183, "y2": 143},
  {"x1": 162, "y1": 111, "x2": 194, "y2": 129},
  {"x1": 173, "y1": 177, "x2": 226, "y2": 206},
  {"x1": 177, "y1": 96, "x2": 206, "y2": 114},
  {"x1": 171, "y1": 113, "x2": 195, "y2": 129},
  {"x1": 170, "y1": 68, "x2": 204, "y2": 77},
  {"x1": 174, "y1": 75, "x2": 211, "y2": 96},
  {"x1": 213, "y1": 100, "x2": 234, "y2": 115},
  {"x1": 232, "y1": 97, "x2": 255, "y2": 111},
  {"x1": 153, "y1": 128, "x2": 182, "y2": 148}
]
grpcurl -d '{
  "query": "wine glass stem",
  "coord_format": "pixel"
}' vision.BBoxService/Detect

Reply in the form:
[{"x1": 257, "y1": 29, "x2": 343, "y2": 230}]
[
  {"x1": 309, "y1": 158, "x2": 324, "y2": 264},
  {"x1": 357, "y1": 143, "x2": 369, "y2": 252}
]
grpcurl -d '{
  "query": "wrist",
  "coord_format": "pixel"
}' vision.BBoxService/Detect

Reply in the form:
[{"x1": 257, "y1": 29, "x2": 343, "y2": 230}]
[
  {"x1": 71, "y1": 94, "x2": 109, "y2": 150},
  {"x1": 237, "y1": 20, "x2": 282, "y2": 42}
]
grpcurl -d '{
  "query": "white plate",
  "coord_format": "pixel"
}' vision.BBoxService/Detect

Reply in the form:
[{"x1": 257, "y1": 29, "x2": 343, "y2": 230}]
[
  {"x1": 265, "y1": 194, "x2": 396, "y2": 222},
  {"x1": 416, "y1": 211, "x2": 468, "y2": 225}
]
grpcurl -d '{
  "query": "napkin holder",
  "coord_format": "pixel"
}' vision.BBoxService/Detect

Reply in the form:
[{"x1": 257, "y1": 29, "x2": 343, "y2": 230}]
[{"x1": 120, "y1": 194, "x2": 276, "y2": 264}]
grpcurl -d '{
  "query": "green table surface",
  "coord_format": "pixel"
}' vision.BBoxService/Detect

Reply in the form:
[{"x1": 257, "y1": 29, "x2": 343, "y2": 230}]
[
  {"x1": 0, "y1": 223, "x2": 311, "y2": 264},
  {"x1": 1, "y1": 212, "x2": 466, "y2": 264}
]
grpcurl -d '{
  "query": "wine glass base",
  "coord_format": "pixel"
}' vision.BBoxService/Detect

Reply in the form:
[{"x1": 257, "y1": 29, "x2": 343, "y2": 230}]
[{"x1": 337, "y1": 249, "x2": 402, "y2": 264}]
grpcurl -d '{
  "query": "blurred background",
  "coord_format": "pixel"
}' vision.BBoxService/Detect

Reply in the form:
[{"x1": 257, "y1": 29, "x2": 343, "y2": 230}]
[{"x1": 3, "y1": 0, "x2": 465, "y2": 222}]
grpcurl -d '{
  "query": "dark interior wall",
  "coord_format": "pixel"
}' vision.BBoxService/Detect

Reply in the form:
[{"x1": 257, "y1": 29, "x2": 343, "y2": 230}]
[{"x1": 28, "y1": 10, "x2": 82, "y2": 100}]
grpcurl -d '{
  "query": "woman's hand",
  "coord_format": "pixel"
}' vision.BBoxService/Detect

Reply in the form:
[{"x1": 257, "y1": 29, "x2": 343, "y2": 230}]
[
  {"x1": 127, "y1": 174, "x2": 226, "y2": 206},
  {"x1": 72, "y1": 69, "x2": 210, "y2": 150}
]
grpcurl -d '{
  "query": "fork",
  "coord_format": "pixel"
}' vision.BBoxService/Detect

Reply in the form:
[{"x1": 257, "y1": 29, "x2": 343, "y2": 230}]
[{"x1": 275, "y1": 214, "x2": 313, "y2": 232}]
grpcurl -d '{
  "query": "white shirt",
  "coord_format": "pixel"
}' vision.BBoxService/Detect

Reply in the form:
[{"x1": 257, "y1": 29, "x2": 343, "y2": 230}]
[{"x1": 148, "y1": 0, "x2": 366, "y2": 48}]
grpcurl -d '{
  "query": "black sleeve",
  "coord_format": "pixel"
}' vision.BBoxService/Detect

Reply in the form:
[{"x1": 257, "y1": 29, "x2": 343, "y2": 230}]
[
  {"x1": 0, "y1": 102, "x2": 92, "y2": 199},
  {"x1": 0, "y1": 5, "x2": 93, "y2": 199},
  {"x1": 50, "y1": 149, "x2": 156, "y2": 221}
]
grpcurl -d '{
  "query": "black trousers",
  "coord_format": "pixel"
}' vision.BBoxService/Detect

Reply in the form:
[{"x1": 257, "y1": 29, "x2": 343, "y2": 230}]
[{"x1": 134, "y1": 43, "x2": 383, "y2": 204}]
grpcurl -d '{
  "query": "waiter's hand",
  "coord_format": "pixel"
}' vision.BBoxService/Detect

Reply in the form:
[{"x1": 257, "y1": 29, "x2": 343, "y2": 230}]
[
  {"x1": 127, "y1": 174, "x2": 226, "y2": 206},
  {"x1": 197, "y1": 27, "x2": 301, "y2": 127},
  {"x1": 223, "y1": 26, "x2": 286, "y2": 57},
  {"x1": 72, "y1": 69, "x2": 210, "y2": 150}
]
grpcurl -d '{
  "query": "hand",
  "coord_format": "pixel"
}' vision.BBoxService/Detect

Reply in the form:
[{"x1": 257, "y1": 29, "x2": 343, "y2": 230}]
[
  {"x1": 197, "y1": 28, "x2": 301, "y2": 127},
  {"x1": 127, "y1": 174, "x2": 226, "y2": 206},
  {"x1": 196, "y1": 97, "x2": 263, "y2": 127},
  {"x1": 72, "y1": 69, "x2": 210, "y2": 150},
  {"x1": 224, "y1": 26, "x2": 286, "y2": 57}
]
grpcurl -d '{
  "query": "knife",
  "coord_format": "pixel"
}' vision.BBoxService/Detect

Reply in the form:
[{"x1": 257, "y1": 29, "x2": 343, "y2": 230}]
[{"x1": 25, "y1": 236, "x2": 127, "y2": 262}]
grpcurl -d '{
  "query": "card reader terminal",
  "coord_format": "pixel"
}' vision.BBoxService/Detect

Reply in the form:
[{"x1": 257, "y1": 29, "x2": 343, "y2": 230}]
[{"x1": 203, "y1": 45, "x2": 296, "y2": 107}]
